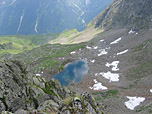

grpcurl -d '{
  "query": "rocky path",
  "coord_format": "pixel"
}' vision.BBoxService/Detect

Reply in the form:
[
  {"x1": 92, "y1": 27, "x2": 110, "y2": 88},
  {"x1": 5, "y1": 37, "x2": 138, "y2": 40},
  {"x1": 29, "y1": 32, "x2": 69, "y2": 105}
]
[{"x1": 69, "y1": 28, "x2": 152, "y2": 114}]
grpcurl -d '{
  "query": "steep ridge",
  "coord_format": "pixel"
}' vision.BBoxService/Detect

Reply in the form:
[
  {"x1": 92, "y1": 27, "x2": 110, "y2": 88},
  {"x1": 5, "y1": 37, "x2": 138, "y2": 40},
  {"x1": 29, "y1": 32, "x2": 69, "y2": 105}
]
[
  {"x1": 0, "y1": 0, "x2": 112, "y2": 35},
  {"x1": 49, "y1": 0, "x2": 152, "y2": 45},
  {"x1": 91, "y1": 0, "x2": 152, "y2": 30}
]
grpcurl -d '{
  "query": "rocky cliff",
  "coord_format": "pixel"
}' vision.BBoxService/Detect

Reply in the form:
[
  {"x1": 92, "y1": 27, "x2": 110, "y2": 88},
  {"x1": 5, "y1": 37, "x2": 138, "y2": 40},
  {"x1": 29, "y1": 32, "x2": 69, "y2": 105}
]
[
  {"x1": 91, "y1": 0, "x2": 152, "y2": 30},
  {"x1": 0, "y1": 60, "x2": 102, "y2": 114}
]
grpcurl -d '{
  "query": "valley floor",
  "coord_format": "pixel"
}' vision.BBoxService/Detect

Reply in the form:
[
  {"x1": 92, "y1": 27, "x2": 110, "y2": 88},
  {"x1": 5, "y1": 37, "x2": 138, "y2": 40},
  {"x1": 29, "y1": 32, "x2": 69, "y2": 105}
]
[{"x1": 67, "y1": 28, "x2": 152, "y2": 114}]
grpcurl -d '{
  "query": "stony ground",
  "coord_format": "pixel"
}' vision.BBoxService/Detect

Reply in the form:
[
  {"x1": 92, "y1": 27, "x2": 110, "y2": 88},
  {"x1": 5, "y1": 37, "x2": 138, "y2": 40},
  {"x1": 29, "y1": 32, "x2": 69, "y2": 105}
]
[
  {"x1": 6, "y1": 27, "x2": 152, "y2": 114},
  {"x1": 66, "y1": 28, "x2": 152, "y2": 114}
]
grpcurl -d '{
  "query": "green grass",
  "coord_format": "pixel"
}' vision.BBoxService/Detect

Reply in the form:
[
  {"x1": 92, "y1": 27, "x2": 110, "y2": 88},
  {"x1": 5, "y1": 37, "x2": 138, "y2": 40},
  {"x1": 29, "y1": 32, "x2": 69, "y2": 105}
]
[
  {"x1": 134, "y1": 43, "x2": 146, "y2": 52},
  {"x1": 58, "y1": 29, "x2": 78, "y2": 38},
  {"x1": 13, "y1": 43, "x2": 85, "y2": 74},
  {"x1": 136, "y1": 103, "x2": 152, "y2": 113},
  {"x1": 0, "y1": 36, "x2": 35, "y2": 54},
  {"x1": 9, "y1": 33, "x2": 59, "y2": 45},
  {"x1": 34, "y1": 43, "x2": 85, "y2": 71},
  {"x1": 127, "y1": 60, "x2": 152, "y2": 80},
  {"x1": 134, "y1": 39, "x2": 152, "y2": 52},
  {"x1": 134, "y1": 43, "x2": 145, "y2": 52},
  {"x1": 92, "y1": 90, "x2": 119, "y2": 101},
  {"x1": 0, "y1": 33, "x2": 58, "y2": 55},
  {"x1": 128, "y1": 39, "x2": 152, "y2": 80},
  {"x1": 52, "y1": 29, "x2": 79, "y2": 43},
  {"x1": 123, "y1": 80, "x2": 139, "y2": 90}
]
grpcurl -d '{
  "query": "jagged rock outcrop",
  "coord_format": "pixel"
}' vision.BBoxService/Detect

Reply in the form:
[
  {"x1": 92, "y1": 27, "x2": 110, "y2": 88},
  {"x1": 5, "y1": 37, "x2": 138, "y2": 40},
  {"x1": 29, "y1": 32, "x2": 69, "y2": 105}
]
[
  {"x1": 0, "y1": 60, "x2": 102, "y2": 114},
  {"x1": 0, "y1": 60, "x2": 44, "y2": 112}
]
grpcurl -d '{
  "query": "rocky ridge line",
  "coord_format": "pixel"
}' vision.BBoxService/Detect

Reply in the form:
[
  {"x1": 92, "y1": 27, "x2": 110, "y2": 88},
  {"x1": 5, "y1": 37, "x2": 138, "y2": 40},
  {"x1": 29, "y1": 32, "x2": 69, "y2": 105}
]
[{"x1": 0, "y1": 60, "x2": 102, "y2": 114}]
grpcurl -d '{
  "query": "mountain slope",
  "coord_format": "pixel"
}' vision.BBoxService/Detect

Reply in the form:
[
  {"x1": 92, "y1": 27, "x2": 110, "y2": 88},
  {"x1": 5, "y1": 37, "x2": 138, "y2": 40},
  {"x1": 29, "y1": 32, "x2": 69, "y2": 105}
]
[
  {"x1": 0, "y1": 33, "x2": 58, "y2": 55},
  {"x1": 0, "y1": 0, "x2": 112, "y2": 35},
  {"x1": 91, "y1": 0, "x2": 152, "y2": 30},
  {"x1": 48, "y1": 0, "x2": 152, "y2": 45}
]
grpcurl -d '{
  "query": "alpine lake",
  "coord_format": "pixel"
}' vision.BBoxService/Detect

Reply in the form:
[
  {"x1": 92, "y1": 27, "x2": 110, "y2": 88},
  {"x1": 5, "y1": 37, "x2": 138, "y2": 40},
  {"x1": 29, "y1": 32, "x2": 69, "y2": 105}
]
[{"x1": 53, "y1": 60, "x2": 89, "y2": 86}]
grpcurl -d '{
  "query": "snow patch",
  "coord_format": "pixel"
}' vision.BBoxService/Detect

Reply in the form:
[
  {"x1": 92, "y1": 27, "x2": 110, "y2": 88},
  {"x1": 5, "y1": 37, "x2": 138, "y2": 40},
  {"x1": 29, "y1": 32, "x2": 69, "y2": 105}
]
[
  {"x1": 17, "y1": 10, "x2": 24, "y2": 32},
  {"x1": 93, "y1": 46, "x2": 98, "y2": 49},
  {"x1": 86, "y1": 0, "x2": 91, "y2": 6},
  {"x1": 74, "y1": 4, "x2": 81, "y2": 11},
  {"x1": 125, "y1": 96, "x2": 145, "y2": 110},
  {"x1": 129, "y1": 29, "x2": 135, "y2": 34},
  {"x1": 35, "y1": 18, "x2": 39, "y2": 33},
  {"x1": 106, "y1": 47, "x2": 111, "y2": 50},
  {"x1": 100, "y1": 39, "x2": 104, "y2": 42},
  {"x1": 106, "y1": 61, "x2": 119, "y2": 71},
  {"x1": 82, "y1": 19, "x2": 86, "y2": 25},
  {"x1": 9, "y1": 0, "x2": 16, "y2": 6},
  {"x1": 89, "y1": 79, "x2": 108, "y2": 90},
  {"x1": 36, "y1": 74, "x2": 41, "y2": 76},
  {"x1": 117, "y1": 49, "x2": 128, "y2": 55},
  {"x1": 90, "y1": 60, "x2": 95, "y2": 63},
  {"x1": 70, "y1": 51, "x2": 76, "y2": 54},
  {"x1": 150, "y1": 89, "x2": 152, "y2": 93},
  {"x1": 81, "y1": 11, "x2": 85, "y2": 17},
  {"x1": 100, "y1": 71, "x2": 120, "y2": 82},
  {"x1": 86, "y1": 46, "x2": 92, "y2": 49},
  {"x1": 84, "y1": 58, "x2": 88, "y2": 61},
  {"x1": 110, "y1": 37, "x2": 122, "y2": 44},
  {"x1": 98, "y1": 49, "x2": 108, "y2": 56},
  {"x1": 95, "y1": 73, "x2": 99, "y2": 76}
]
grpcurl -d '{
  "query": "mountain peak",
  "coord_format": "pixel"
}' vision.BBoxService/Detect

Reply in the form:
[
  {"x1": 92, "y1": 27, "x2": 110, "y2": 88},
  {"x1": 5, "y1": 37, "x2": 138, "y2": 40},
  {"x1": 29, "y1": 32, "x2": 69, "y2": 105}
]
[{"x1": 92, "y1": 0, "x2": 152, "y2": 30}]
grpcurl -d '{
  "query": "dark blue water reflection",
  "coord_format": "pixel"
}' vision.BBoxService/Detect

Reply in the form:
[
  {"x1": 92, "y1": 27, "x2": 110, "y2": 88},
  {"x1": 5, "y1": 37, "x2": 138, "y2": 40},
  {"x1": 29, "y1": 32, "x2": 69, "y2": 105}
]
[{"x1": 53, "y1": 60, "x2": 89, "y2": 86}]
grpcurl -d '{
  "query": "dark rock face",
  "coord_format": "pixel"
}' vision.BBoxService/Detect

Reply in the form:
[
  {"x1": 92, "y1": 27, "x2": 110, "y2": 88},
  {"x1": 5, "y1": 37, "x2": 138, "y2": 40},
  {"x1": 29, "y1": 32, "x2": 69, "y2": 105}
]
[
  {"x1": 92, "y1": 0, "x2": 152, "y2": 30},
  {"x1": 0, "y1": 60, "x2": 39, "y2": 112},
  {"x1": 0, "y1": 60, "x2": 101, "y2": 114},
  {"x1": 0, "y1": 0, "x2": 112, "y2": 35}
]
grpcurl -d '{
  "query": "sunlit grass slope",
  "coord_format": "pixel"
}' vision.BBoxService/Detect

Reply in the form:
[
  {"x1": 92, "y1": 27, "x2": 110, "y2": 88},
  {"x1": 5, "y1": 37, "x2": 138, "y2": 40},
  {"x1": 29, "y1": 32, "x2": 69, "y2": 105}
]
[{"x1": 0, "y1": 33, "x2": 58, "y2": 54}]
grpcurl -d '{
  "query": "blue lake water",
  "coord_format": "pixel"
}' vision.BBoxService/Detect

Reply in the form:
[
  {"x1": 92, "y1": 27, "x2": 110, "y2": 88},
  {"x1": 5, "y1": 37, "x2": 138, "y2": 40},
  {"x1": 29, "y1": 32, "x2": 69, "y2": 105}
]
[{"x1": 53, "y1": 60, "x2": 89, "y2": 86}]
